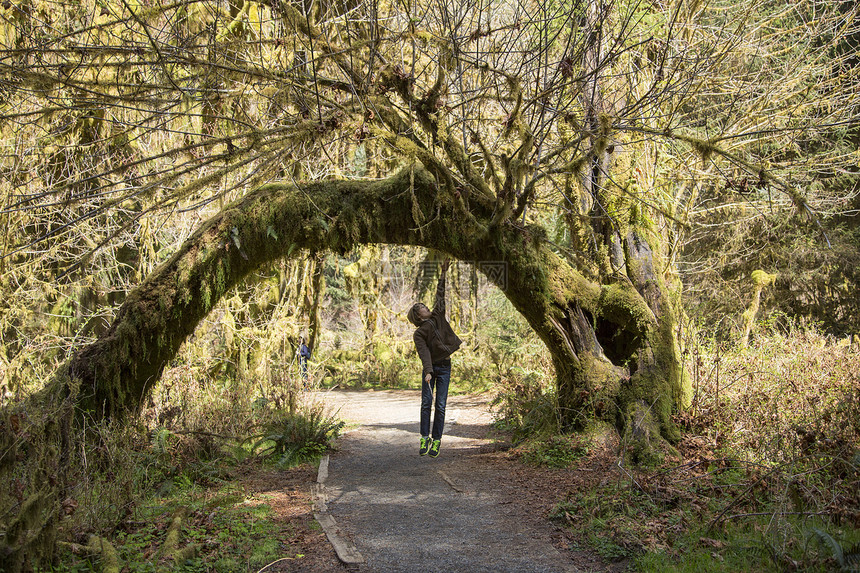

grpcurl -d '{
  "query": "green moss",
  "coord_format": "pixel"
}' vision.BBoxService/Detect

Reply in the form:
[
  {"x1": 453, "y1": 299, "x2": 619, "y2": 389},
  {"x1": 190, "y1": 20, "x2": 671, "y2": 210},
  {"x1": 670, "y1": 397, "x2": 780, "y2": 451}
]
[
  {"x1": 620, "y1": 399, "x2": 674, "y2": 466},
  {"x1": 598, "y1": 283, "x2": 655, "y2": 337},
  {"x1": 585, "y1": 419, "x2": 619, "y2": 445},
  {"x1": 751, "y1": 269, "x2": 776, "y2": 287},
  {"x1": 621, "y1": 328, "x2": 683, "y2": 445},
  {"x1": 57, "y1": 162, "x2": 686, "y2": 477},
  {"x1": 581, "y1": 353, "x2": 621, "y2": 399},
  {"x1": 215, "y1": 261, "x2": 227, "y2": 297},
  {"x1": 691, "y1": 138, "x2": 715, "y2": 163},
  {"x1": 201, "y1": 283, "x2": 212, "y2": 312}
]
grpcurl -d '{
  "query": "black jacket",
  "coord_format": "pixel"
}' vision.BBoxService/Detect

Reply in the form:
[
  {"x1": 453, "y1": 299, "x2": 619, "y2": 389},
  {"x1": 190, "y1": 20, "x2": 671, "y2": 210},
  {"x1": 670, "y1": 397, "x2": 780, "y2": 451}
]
[{"x1": 413, "y1": 273, "x2": 462, "y2": 376}]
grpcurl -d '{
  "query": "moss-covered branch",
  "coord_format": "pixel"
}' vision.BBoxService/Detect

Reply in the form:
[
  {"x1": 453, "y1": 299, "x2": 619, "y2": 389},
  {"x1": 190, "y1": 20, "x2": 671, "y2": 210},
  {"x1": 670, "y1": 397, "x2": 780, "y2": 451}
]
[
  {"x1": 54, "y1": 164, "x2": 677, "y2": 430},
  {"x1": 60, "y1": 166, "x2": 439, "y2": 416}
]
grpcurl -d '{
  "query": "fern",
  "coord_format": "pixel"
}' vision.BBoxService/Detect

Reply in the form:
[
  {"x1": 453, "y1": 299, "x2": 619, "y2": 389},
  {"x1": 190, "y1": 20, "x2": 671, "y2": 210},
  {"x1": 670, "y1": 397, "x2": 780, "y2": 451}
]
[
  {"x1": 251, "y1": 406, "x2": 344, "y2": 467},
  {"x1": 807, "y1": 527, "x2": 860, "y2": 571},
  {"x1": 151, "y1": 427, "x2": 174, "y2": 455},
  {"x1": 844, "y1": 542, "x2": 860, "y2": 573}
]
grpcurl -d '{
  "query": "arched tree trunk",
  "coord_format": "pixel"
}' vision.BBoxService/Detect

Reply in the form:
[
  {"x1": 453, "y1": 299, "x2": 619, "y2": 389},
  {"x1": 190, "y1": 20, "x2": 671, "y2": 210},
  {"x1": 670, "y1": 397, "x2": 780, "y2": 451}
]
[
  {"x1": 57, "y1": 165, "x2": 688, "y2": 446},
  {"x1": 5, "y1": 164, "x2": 690, "y2": 571}
]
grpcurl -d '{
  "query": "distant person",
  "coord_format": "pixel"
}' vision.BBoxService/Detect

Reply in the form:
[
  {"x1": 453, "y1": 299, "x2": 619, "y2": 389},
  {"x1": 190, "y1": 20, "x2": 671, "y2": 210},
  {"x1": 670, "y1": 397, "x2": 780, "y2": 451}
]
[
  {"x1": 297, "y1": 337, "x2": 311, "y2": 386},
  {"x1": 406, "y1": 258, "x2": 462, "y2": 458}
]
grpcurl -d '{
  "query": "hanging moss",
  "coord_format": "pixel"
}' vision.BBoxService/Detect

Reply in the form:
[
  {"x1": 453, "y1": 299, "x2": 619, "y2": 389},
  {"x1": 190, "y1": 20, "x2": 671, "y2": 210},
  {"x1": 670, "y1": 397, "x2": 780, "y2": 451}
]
[
  {"x1": 201, "y1": 283, "x2": 212, "y2": 312},
  {"x1": 690, "y1": 137, "x2": 715, "y2": 163},
  {"x1": 742, "y1": 269, "x2": 778, "y2": 346},
  {"x1": 751, "y1": 269, "x2": 777, "y2": 287}
]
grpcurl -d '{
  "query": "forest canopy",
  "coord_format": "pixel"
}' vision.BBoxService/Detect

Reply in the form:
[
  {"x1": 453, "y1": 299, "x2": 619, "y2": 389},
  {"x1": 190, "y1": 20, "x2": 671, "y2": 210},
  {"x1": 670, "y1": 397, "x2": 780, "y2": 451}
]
[{"x1": 0, "y1": 0, "x2": 856, "y2": 349}]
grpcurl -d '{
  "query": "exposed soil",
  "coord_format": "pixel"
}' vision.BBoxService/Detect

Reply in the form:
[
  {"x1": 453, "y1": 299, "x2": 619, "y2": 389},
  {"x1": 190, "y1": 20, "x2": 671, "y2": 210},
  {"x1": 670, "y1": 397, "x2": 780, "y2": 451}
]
[{"x1": 230, "y1": 464, "x2": 346, "y2": 572}]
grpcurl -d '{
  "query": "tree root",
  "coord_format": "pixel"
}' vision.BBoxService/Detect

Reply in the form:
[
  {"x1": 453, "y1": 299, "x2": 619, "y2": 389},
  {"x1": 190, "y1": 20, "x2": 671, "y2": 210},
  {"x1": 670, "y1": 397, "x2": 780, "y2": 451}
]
[
  {"x1": 160, "y1": 507, "x2": 186, "y2": 558},
  {"x1": 88, "y1": 536, "x2": 121, "y2": 573},
  {"x1": 58, "y1": 536, "x2": 120, "y2": 573}
]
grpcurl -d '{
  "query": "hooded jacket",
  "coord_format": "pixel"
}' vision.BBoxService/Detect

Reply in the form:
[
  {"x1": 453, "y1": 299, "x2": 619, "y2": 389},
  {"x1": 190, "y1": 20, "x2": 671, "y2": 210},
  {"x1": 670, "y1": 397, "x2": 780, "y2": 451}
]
[{"x1": 413, "y1": 273, "x2": 462, "y2": 376}]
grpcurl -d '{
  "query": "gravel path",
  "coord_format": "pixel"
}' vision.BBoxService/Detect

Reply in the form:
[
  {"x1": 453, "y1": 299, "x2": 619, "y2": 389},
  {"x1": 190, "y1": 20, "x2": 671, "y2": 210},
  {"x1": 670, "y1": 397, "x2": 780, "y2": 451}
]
[{"x1": 309, "y1": 389, "x2": 580, "y2": 573}]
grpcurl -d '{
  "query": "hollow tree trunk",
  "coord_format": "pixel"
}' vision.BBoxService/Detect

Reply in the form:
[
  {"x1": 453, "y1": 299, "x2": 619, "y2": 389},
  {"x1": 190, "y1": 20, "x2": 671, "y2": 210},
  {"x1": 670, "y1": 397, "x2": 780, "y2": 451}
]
[{"x1": 557, "y1": 0, "x2": 690, "y2": 454}]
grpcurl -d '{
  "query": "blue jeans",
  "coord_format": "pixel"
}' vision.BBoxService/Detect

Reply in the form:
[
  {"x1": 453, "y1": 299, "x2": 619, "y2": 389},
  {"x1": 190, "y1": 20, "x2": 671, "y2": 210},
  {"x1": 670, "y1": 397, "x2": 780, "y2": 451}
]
[
  {"x1": 299, "y1": 357, "x2": 308, "y2": 379},
  {"x1": 421, "y1": 361, "x2": 451, "y2": 441}
]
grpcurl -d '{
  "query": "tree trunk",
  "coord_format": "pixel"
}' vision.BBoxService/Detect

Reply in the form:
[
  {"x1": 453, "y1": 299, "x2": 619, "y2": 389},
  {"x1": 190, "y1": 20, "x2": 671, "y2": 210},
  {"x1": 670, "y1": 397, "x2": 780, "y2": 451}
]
[
  {"x1": 3, "y1": 164, "x2": 690, "y2": 569},
  {"x1": 307, "y1": 252, "x2": 325, "y2": 353},
  {"x1": 554, "y1": 0, "x2": 690, "y2": 456},
  {"x1": 55, "y1": 166, "x2": 687, "y2": 442}
]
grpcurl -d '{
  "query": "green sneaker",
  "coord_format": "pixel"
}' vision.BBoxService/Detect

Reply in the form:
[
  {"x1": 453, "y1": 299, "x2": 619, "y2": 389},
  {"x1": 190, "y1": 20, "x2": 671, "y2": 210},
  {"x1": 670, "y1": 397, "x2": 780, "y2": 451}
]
[
  {"x1": 419, "y1": 436, "x2": 431, "y2": 456},
  {"x1": 429, "y1": 439, "x2": 441, "y2": 458}
]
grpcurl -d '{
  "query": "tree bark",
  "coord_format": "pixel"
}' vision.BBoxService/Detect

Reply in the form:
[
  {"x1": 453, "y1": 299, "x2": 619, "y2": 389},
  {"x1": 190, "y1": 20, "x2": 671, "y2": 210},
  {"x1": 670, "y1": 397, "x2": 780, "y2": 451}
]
[{"x1": 307, "y1": 252, "x2": 325, "y2": 353}]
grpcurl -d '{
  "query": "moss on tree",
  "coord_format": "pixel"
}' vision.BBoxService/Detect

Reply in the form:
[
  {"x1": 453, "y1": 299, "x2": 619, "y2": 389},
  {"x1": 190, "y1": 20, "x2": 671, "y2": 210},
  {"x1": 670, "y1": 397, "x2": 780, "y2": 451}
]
[{"x1": 52, "y1": 165, "x2": 686, "y2": 440}]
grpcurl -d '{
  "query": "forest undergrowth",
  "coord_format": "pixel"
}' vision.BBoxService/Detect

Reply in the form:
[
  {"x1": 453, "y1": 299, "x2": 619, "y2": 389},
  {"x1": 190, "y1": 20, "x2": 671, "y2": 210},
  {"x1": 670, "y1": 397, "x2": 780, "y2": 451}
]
[
  {"x1": 499, "y1": 323, "x2": 860, "y2": 573},
  {"x1": 3, "y1": 291, "x2": 859, "y2": 572},
  {"x1": 39, "y1": 374, "x2": 344, "y2": 573}
]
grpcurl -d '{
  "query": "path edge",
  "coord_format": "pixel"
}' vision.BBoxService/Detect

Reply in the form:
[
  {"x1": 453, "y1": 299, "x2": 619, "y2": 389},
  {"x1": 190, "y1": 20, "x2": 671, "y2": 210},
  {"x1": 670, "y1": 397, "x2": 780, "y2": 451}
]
[{"x1": 313, "y1": 455, "x2": 365, "y2": 565}]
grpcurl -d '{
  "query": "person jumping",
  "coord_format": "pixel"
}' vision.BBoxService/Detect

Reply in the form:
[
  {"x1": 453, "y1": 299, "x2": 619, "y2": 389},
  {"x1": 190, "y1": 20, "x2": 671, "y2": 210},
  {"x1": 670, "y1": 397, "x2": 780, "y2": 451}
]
[{"x1": 406, "y1": 258, "x2": 462, "y2": 458}]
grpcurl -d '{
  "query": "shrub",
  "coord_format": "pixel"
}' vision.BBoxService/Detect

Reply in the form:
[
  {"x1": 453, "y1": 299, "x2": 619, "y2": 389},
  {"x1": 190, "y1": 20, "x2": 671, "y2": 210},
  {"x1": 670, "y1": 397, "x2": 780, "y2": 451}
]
[
  {"x1": 251, "y1": 404, "x2": 344, "y2": 467},
  {"x1": 491, "y1": 366, "x2": 558, "y2": 443}
]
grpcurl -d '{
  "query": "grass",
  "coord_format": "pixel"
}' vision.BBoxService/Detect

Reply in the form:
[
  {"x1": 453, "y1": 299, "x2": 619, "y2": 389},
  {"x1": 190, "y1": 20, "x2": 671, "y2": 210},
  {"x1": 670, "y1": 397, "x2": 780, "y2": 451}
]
[
  {"x1": 50, "y1": 477, "x2": 306, "y2": 572},
  {"x1": 517, "y1": 435, "x2": 589, "y2": 468},
  {"x1": 5, "y1": 285, "x2": 857, "y2": 572},
  {"x1": 39, "y1": 369, "x2": 344, "y2": 572},
  {"x1": 550, "y1": 457, "x2": 860, "y2": 571}
]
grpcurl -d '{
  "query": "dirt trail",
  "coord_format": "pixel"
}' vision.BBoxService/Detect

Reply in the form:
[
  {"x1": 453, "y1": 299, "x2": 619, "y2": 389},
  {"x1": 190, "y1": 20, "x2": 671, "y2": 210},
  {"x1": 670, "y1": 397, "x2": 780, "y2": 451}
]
[{"x1": 307, "y1": 389, "x2": 583, "y2": 573}]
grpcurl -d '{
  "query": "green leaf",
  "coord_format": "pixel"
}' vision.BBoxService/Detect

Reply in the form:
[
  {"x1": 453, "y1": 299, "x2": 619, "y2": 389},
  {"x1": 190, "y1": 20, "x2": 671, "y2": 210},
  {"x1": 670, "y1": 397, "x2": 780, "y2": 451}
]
[{"x1": 809, "y1": 527, "x2": 845, "y2": 567}]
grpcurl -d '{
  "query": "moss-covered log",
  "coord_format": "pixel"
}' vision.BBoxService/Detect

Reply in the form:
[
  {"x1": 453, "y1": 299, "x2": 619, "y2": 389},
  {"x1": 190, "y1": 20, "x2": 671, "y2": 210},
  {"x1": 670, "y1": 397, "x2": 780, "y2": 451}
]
[{"x1": 55, "y1": 165, "x2": 687, "y2": 443}]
